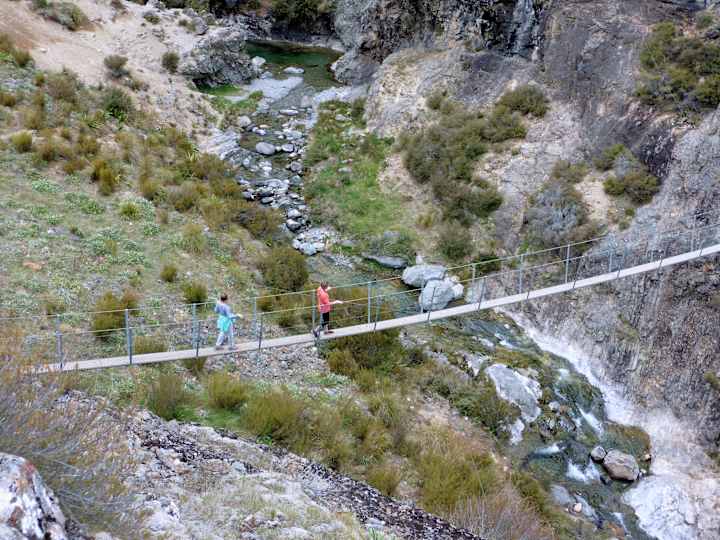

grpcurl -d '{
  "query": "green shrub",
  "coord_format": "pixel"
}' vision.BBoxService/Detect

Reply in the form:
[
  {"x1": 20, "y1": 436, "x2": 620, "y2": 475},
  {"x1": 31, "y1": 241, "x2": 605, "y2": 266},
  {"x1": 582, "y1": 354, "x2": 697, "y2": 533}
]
[
  {"x1": 243, "y1": 386, "x2": 307, "y2": 446},
  {"x1": 160, "y1": 263, "x2": 178, "y2": 283},
  {"x1": 603, "y1": 169, "x2": 660, "y2": 205},
  {"x1": 438, "y1": 223, "x2": 473, "y2": 261},
  {"x1": 415, "y1": 428, "x2": 497, "y2": 514},
  {"x1": 161, "y1": 51, "x2": 179, "y2": 73},
  {"x1": 118, "y1": 200, "x2": 141, "y2": 220},
  {"x1": 497, "y1": 85, "x2": 549, "y2": 117},
  {"x1": 167, "y1": 182, "x2": 204, "y2": 212},
  {"x1": 367, "y1": 461, "x2": 402, "y2": 496},
  {"x1": 133, "y1": 335, "x2": 166, "y2": 354},
  {"x1": 91, "y1": 158, "x2": 121, "y2": 196},
  {"x1": 0, "y1": 91, "x2": 17, "y2": 107},
  {"x1": 327, "y1": 349, "x2": 359, "y2": 377},
  {"x1": 259, "y1": 246, "x2": 309, "y2": 292},
  {"x1": 11, "y1": 131, "x2": 33, "y2": 153},
  {"x1": 182, "y1": 356, "x2": 206, "y2": 376},
  {"x1": 145, "y1": 371, "x2": 190, "y2": 420},
  {"x1": 182, "y1": 280, "x2": 207, "y2": 304},
  {"x1": 704, "y1": 371, "x2": 720, "y2": 392},
  {"x1": 695, "y1": 74, "x2": 720, "y2": 107},
  {"x1": 11, "y1": 48, "x2": 32, "y2": 67},
  {"x1": 181, "y1": 223, "x2": 207, "y2": 253},
  {"x1": 91, "y1": 289, "x2": 139, "y2": 339},
  {"x1": 37, "y1": 2, "x2": 90, "y2": 31},
  {"x1": 426, "y1": 90, "x2": 445, "y2": 110},
  {"x1": 102, "y1": 87, "x2": 134, "y2": 120},
  {"x1": 272, "y1": 0, "x2": 335, "y2": 26},
  {"x1": 45, "y1": 70, "x2": 79, "y2": 102},
  {"x1": 143, "y1": 11, "x2": 160, "y2": 24},
  {"x1": 594, "y1": 143, "x2": 628, "y2": 171},
  {"x1": 207, "y1": 371, "x2": 250, "y2": 410},
  {"x1": 104, "y1": 54, "x2": 129, "y2": 79},
  {"x1": 510, "y1": 471, "x2": 554, "y2": 518},
  {"x1": 697, "y1": 12, "x2": 715, "y2": 31},
  {"x1": 551, "y1": 159, "x2": 588, "y2": 184}
]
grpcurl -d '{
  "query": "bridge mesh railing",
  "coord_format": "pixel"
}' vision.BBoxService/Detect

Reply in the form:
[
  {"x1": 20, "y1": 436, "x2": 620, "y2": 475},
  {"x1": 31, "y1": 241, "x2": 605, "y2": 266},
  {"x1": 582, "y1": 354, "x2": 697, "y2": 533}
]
[{"x1": 3, "y1": 211, "x2": 720, "y2": 368}]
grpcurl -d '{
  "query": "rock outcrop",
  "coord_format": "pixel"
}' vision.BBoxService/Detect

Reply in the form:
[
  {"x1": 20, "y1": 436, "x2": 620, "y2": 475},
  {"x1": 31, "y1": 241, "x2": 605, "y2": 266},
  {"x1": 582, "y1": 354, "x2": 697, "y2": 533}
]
[
  {"x1": 180, "y1": 27, "x2": 255, "y2": 86},
  {"x1": 601, "y1": 450, "x2": 641, "y2": 482},
  {"x1": 0, "y1": 453, "x2": 68, "y2": 540}
]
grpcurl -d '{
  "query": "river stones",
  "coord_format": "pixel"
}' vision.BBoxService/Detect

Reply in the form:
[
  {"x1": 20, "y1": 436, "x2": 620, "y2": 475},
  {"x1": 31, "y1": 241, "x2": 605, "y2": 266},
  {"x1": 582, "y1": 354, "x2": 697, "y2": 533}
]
[
  {"x1": 602, "y1": 450, "x2": 640, "y2": 482},
  {"x1": 255, "y1": 142, "x2": 276, "y2": 155},
  {"x1": 362, "y1": 254, "x2": 406, "y2": 269},
  {"x1": 590, "y1": 445, "x2": 607, "y2": 462},
  {"x1": 419, "y1": 279, "x2": 463, "y2": 311},
  {"x1": 284, "y1": 67, "x2": 305, "y2": 74},
  {"x1": 401, "y1": 264, "x2": 447, "y2": 287}
]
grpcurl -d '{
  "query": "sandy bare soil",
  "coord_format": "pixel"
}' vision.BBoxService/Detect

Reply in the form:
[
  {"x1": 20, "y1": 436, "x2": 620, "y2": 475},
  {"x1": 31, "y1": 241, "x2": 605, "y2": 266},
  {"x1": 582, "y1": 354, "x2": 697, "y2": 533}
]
[{"x1": 0, "y1": 0, "x2": 212, "y2": 131}]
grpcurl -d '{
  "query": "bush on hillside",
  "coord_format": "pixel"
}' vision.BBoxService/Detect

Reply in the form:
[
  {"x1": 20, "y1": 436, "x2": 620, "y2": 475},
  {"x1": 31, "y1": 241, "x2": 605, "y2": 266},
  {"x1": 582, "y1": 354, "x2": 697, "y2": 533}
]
[
  {"x1": 91, "y1": 289, "x2": 139, "y2": 340},
  {"x1": 594, "y1": 143, "x2": 628, "y2": 171},
  {"x1": 11, "y1": 131, "x2": 33, "y2": 153},
  {"x1": 145, "y1": 371, "x2": 190, "y2": 420},
  {"x1": 497, "y1": 85, "x2": 549, "y2": 117},
  {"x1": 102, "y1": 87, "x2": 134, "y2": 121},
  {"x1": 403, "y1": 90, "x2": 543, "y2": 224},
  {"x1": 207, "y1": 371, "x2": 251, "y2": 410},
  {"x1": 0, "y1": 34, "x2": 32, "y2": 67},
  {"x1": 45, "y1": 70, "x2": 80, "y2": 102},
  {"x1": 34, "y1": 1, "x2": 90, "y2": 31},
  {"x1": 161, "y1": 51, "x2": 179, "y2": 73},
  {"x1": 182, "y1": 280, "x2": 207, "y2": 304},
  {"x1": 272, "y1": 0, "x2": 336, "y2": 26},
  {"x1": 160, "y1": 263, "x2": 178, "y2": 283},
  {"x1": 259, "y1": 246, "x2": 309, "y2": 292},
  {"x1": 603, "y1": 169, "x2": 660, "y2": 205},
  {"x1": 438, "y1": 223, "x2": 473, "y2": 261},
  {"x1": 133, "y1": 335, "x2": 166, "y2": 354}
]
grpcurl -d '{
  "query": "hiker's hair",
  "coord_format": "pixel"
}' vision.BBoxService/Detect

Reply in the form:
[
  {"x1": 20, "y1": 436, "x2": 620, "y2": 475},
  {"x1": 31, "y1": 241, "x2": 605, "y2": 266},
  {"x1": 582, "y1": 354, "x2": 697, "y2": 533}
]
[
  {"x1": 320, "y1": 282, "x2": 329, "y2": 289},
  {"x1": 220, "y1": 294, "x2": 228, "y2": 302}
]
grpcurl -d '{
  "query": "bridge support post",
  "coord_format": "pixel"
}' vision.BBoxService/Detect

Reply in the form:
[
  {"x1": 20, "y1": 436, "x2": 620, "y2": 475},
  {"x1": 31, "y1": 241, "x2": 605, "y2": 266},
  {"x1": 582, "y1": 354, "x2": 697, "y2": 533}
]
[
  {"x1": 471, "y1": 264, "x2": 476, "y2": 288},
  {"x1": 426, "y1": 284, "x2": 437, "y2": 324},
  {"x1": 373, "y1": 298, "x2": 382, "y2": 332},
  {"x1": 124, "y1": 309, "x2": 133, "y2": 365},
  {"x1": 257, "y1": 313, "x2": 264, "y2": 356},
  {"x1": 476, "y1": 277, "x2": 487, "y2": 311},
  {"x1": 518, "y1": 254, "x2": 525, "y2": 294},
  {"x1": 311, "y1": 291, "x2": 316, "y2": 332},
  {"x1": 367, "y1": 283, "x2": 372, "y2": 325},
  {"x1": 564, "y1": 245, "x2": 571, "y2": 283},
  {"x1": 54, "y1": 315, "x2": 63, "y2": 370},
  {"x1": 191, "y1": 303, "x2": 198, "y2": 349},
  {"x1": 572, "y1": 256, "x2": 584, "y2": 290},
  {"x1": 252, "y1": 297, "x2": 257, "y2": 336}
]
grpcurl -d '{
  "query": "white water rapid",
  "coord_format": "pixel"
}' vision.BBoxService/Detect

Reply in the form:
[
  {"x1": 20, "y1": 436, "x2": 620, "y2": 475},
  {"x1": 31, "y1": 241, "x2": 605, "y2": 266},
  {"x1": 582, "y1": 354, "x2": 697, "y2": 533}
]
[{"x1": 515, "y1": 316, "x2": 720, "y2": 540}]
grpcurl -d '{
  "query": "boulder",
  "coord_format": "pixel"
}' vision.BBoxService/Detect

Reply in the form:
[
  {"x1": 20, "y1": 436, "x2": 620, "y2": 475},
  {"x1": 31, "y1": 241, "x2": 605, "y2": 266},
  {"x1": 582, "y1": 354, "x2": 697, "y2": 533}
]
[
  {"x1": 486, "y1": 363, "x2": 542, "y2": 422},
  {"x1": 590, "y1": 446, "x2": 607, "y2": 462},
  {"x1": 401, "y1": 264, "x2": 447, "y2": 288},
  {"x1": 0, "y1": 453, "x2": 68, "y2": 539},
  {"x1": 281, "y1": 143, "x2": 295, "y2": 153},
  {"x1": 602, "y1": 450, "x2": 640, "y2": 482},
  {"x1": 237, "y1": 115, "x2": 252, "y2": 128},
  {"x1": 284, "y1": 67, "x2": 305, "y2": 74},
  {"x1": 251, "y1": 56, "x2": 267, "y2": 70},
  {"x1": 190, "y1": 16, "x2": 208, "y2": 35},
  {"x1": 419, "y1": 279, "x2": 463, "y2": 311},
  {"x1": 180, "y1": 27, "x2": 255, "y2": 87},
  {"x1": 363, "y1": 254, "x2": 406, "y2": 269},
  {"x1": 255, "y1": 142, "x2": 276, "y2": 156}
]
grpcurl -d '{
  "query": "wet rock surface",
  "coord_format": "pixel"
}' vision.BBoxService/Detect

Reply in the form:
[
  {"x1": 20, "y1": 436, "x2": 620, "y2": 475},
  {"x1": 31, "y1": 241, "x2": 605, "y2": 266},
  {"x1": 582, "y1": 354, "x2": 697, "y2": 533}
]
[
  {"x1": 180, "y1": 27, "x2": 256, "y2": 87},
  {"x1": 602, "y1": 450, "x2": 640, "y2": 482}
]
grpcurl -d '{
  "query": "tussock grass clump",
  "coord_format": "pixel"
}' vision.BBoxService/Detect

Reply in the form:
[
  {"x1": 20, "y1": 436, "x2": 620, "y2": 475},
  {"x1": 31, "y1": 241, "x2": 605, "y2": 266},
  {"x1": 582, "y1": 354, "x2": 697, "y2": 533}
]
[
  {"x1": 414, "y1": 427, "x2": 497, "y2": 514},
  {"x1": 182, "y1": 280, "x2": 207, "y2": 304},
  {"x1": 104, "y1": 55, "x2": 129, "y2": 79},
  {"x1": 259, "y1": 246, "x2": 309, "y2": 292},
  {"x1": 90, "y1": 289, "x2": 139, "y2": 339},
  {"x1": 183, "y1": 356, "x2": 206, "y2": 376},
  {"x1": 181, "y1": 222, "x2": 207, "y2": 253},
  {"x1": 497, "y1": 85, "x2": 549, "y2": 117},
  {"x1": 145, "y1": 371, "x2": 190, "y2": 420},
  {"x1": 118, "y1": 200, "x2": 141, "y2": 220},
  {"x1": 207, "y1": 371, "x2": 251, "y2": 410},
  {"x1": 0, "y1": 91, "x2": 17, "y2": 107},
  {"x1": 102, "y1": 86, "x2": 134, "y2": 121},
  {"x1": 45, "y1": 70, "x2": 80, "y2": 102},
  {"x1": 160, "y1": 263, "x2": 178, "y2": 283},
  {"x1": 133, "y1": 335, "x2": 166, "y2": 354},
  {"x1": 0, "y1": 33, "x2": 32, "y2": 67},
  {"x1": 367, "y1": 461, "x2": 402, "y2": 496},
  {"x1": 34, "y1": 1, "x2": 90, "y2": 31},
  {"x1": 161, "y1": 51, "x2": 179, "y2": 73},
  {"x1": 91, "y1": 158, "x2": 122, "y2": 195},
  {"x1": 11, "y1": 131, "x2": 33, "y2": 152},
  {"x1": 594, "y1": 144, "x2": 660, "y2": 205}
]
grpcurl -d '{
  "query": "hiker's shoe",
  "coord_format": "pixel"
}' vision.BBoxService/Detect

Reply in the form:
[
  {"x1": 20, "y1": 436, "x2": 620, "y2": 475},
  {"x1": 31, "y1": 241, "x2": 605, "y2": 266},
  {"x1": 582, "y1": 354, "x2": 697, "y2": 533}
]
[
  {"x1": 214, "y1": 345, "x2": 224, "y2": 351},
  {"x1": 325, "y1": 330, "x2": 335, "y2": 335},
  {"x1": 312, "y1": 328, "x2": 320, "y2": 339}
]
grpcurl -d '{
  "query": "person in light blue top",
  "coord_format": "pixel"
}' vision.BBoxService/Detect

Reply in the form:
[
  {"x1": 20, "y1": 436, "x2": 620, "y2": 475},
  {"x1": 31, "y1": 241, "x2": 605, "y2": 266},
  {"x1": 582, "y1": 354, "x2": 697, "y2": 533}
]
[{"x1": 214, "y1": 294, "x2": 238, "y2": 350}]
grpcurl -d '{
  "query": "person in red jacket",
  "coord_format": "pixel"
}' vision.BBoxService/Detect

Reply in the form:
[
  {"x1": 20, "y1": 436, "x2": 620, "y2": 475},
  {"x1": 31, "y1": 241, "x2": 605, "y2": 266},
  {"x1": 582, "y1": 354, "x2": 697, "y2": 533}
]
[{"x1": 312, "y1": 282, "x2": 341, "y2": 338}]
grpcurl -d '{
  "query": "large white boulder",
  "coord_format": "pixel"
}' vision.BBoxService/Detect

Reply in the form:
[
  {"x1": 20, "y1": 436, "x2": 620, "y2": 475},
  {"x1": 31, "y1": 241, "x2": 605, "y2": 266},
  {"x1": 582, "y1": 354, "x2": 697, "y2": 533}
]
[
  {"x1": 419, "y1": 279, "x2": 463, "y2": 311},
  {"x1": 401, "y1": 264, "x2": 447, "y2": 288},
  {"x1": 486, "y1": 363, "x2": 542, "y2": 422},
  {"x1": 602, "y1": 450, "x2": 640, "y2": 482},
  {"x1": 0, "y1": 453, "x2": 68, "y2": 539}
]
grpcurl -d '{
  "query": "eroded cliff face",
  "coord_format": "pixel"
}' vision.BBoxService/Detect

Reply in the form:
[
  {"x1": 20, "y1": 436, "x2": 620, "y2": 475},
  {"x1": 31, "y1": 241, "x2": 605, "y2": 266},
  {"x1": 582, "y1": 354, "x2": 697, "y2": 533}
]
[{"x1": 356, "y1": 0, "x2": 720, "y2": 451}]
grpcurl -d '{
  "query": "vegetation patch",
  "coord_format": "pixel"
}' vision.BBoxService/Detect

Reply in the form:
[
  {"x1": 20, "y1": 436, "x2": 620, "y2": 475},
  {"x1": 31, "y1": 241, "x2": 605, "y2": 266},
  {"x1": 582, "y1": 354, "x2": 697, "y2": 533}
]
[
  {"x1": 32, "y1": 1, "x2": 90, "y2": 31},
  {"x1": 402, "y1": 86, "x2": 547, "y2": 225},
  {"x1": 595, "y1": 144, "x2": 660, "y2": 205},
  {"x1": 637, "y1": 21, "x2": 720, "y2": 111}
]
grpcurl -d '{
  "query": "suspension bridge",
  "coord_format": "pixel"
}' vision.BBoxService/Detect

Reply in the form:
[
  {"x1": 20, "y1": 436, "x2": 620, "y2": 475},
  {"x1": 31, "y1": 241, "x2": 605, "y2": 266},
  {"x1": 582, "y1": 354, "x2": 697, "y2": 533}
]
[{"x1": 3, "y1": 211, "x2": 719, "y2": 373}]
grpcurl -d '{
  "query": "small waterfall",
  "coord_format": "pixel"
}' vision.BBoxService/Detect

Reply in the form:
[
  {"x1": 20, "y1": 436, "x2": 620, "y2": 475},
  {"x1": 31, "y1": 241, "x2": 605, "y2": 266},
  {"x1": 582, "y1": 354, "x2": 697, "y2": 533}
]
[{"x1": 508, "y1": 0, "x2": 538, "y2": 57}]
